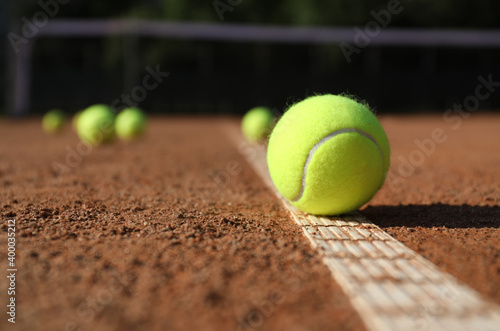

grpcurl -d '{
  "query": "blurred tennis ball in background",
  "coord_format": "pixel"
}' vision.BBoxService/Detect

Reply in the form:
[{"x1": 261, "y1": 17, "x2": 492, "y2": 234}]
[
  {"x1": 115, "y1": 107, "x2": 147, "y2": 140},
  {"x1": 241, "y1": 106, "x2": 275, "y2": 142},
  {"x1": 72, "y1": 111, "x2": 82, "y2": 132},
  {"x1": 267, "y1": 94, "x2": 390, "y2": 215},
  {"x1": 77, "y1": 104, "x2": 116, "y2": 146},
  {"x1": 42, "y1": 109, "x2": 65, "y2": 134}
]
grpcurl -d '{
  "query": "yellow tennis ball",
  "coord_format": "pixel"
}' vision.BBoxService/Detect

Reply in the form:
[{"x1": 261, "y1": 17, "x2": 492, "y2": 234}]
[
  {"x1": 42, "y1": 109, "x2": 65, "y2": 134},
  {"x1": 77, "y1": 104, "x2": 115, "y2": 146},
  {"x1": 241, "y1": 107, "x2": 275, "y2": 142},
  {"x1": 115, "y1": 107, "x2": 147, "y2": 140},
  {"x1": 267, "y1": 94, "x2": 390, "y2": 215}
]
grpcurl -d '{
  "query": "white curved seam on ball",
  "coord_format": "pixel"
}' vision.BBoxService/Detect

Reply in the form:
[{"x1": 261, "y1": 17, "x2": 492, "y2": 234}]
[{"x1": 291, "y1": 128, "x2": 385, "y2": 202}]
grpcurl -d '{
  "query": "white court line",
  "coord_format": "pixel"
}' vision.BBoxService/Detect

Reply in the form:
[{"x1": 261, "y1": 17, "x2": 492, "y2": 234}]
[{"x1": 226, "y1": 124, "x2": 500, "y2": 331}]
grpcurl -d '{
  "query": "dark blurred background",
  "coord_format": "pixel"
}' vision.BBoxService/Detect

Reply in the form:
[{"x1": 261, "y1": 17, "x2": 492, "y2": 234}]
[{"x1": 2, "y1": 0, "x2": 500, "y2": 115}]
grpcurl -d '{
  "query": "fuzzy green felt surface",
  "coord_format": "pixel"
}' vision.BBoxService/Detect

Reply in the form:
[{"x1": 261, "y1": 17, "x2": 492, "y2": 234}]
[{"x1": 267, "y1": 94, "x2": 390, "y2": 215}]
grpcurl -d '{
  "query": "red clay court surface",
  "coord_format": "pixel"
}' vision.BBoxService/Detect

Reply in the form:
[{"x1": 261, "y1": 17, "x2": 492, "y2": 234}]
[{"x1": 0, "y1": 113, "x2": 499, "y2": 330}]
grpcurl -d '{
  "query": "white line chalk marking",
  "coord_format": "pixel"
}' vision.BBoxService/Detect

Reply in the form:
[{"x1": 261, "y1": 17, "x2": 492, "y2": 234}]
[{"x1": 226, "y1": 123, "x2": 500, "y2": 331}]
